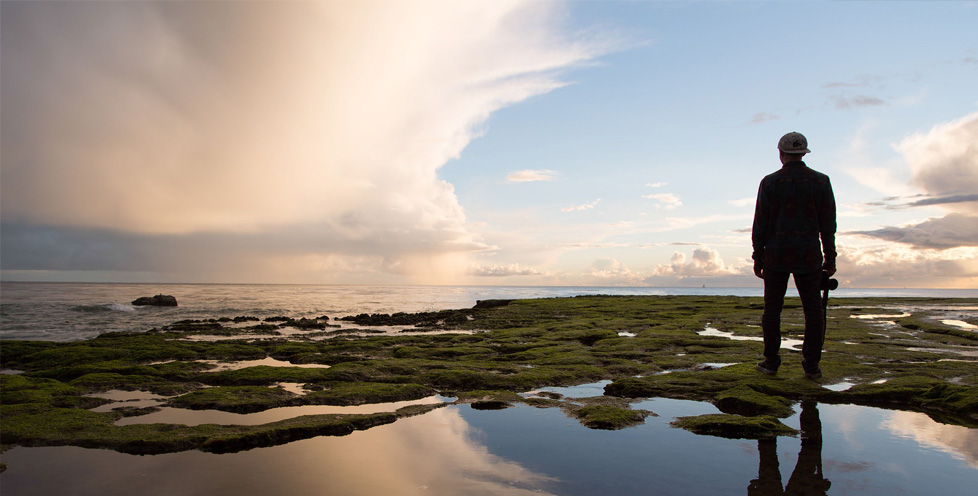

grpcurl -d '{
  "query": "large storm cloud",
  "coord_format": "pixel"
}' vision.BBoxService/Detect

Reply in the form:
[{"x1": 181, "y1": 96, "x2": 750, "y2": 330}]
[{"x1": 0, "y1": 1, "x2": 602, "y2": 282}]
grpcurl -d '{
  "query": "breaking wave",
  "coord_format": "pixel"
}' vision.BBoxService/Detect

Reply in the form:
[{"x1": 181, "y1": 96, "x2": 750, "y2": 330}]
[{"x1": 71, "y1": 303, "x2": 137, "y2": 313}]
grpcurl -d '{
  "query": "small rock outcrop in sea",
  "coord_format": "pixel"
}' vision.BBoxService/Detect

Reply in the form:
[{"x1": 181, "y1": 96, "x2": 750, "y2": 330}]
[{"x1": 131, "y1": 294, "x2": 178, "y2": 307}]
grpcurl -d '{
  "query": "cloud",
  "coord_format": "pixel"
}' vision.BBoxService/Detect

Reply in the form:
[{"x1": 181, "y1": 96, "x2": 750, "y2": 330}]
[
  {"x1": 646, "y1": 182, "x2": 667, "y2": 188},
  {"x1": 850, "y1": 112, "x2": 978, "y2": 253},
  {"x1": 506, "y1": 169, "x2": 561, "y2": 182},
  {"x1": 583, "y1": 258, "x2": 641, "y2": 285},
  {"x1": 650, "y1": 246, "x2": 741, "y2": 278},
  {"x1": 835, "y1": 242, "x2": 978, "y2": 289},
  {"x1": 728, "y1": 197, "x2": 754, "y2": 207},
  {"x1": 850, "y1": 213, "x2": 978, "y2": 249},
  {"x1": 831, "y1": 95, "x2": 886, "y2": 109},
  {"x1": 748, "y1": 112, "x2": 780, "y2": 124},
  {"x1": 823, "y1": 74, "x2": 888, "y2": 110},
  {"x1": 0, "y1": 1, "x2": 606, "y2": 283},
  {"x1": 864, "y1": 193, "x2": 978, "y2": 211},
  {"x1": 823, "y1": 74, "x2": 884, "y2": 89},
  {"x1": 908, "y1": 193, "x2": 978, "y2": 208},
  {"x1": 897, "y1": 111, "x2": 978, "y2": 214},
  {"x1": 642, "y1": 193, "x2": 682, "y2": 210},
  {"x1": 0, "y1": 220, "x2": 485, "y2": 284},
  {"x1": 841, "y1": 123, "x2": 918, "y2": 198},
  {"x1": 561, "y1": 199, "x2": 600, "y2": 212},
  {"x1": 468, "y1": 263, "x2": 542, "y2": 277},
  {"x1": 649, "y1": 213, "x2": 750, "y2": 233}
]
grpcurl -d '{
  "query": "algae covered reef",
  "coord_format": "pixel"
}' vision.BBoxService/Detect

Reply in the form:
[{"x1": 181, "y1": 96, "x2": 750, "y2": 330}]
[{"x1": 2, "y1": 295, "x2": 976, "y2": 456}]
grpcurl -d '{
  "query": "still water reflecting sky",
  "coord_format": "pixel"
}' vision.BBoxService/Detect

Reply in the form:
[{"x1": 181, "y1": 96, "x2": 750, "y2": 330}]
[{"x1": 2, "y1": 393, "x2": 976, "y2": 496}]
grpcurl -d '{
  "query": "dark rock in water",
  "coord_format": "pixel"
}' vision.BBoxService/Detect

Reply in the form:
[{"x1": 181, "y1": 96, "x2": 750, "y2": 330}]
[
  {"x1": 281, "y1": 317, "x2": 326, "y2": 330},
  {"x1": 337, "y1": 310, "x2": 467, "y2": 327},
  {"x1": 131, "y1": 294, "x2": 178, "y2": 307}
]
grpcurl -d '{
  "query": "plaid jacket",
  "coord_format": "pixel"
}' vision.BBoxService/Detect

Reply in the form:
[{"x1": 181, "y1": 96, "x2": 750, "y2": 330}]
[{"x1": 752, "y1": 161, "x2": 837, "y2": 274}]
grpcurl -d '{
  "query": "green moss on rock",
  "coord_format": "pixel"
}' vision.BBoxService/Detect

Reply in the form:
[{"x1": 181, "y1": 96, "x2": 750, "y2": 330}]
[
  {"x1": 167, "y1": 385, "x2": 299, "y2": 413},
  {"x1": 714, "y1": 385, "x2": 795, "y2": 418},
  {"x1": 569, "y1": 404, "x2": 653, "y2": 430},
  {"x1": 671, "y1": 414, "x2": 798, "y2": 439},
  {"x1": 303, "y1": 382, "x2": 434, "y2": 406}
]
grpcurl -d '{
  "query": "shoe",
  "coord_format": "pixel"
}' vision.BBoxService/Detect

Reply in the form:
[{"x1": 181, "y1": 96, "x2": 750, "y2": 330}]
[
  {"x1": 802, "y1": 360, "x2": 822, "y2": 379},
  {"x1": 756, "y1": 361, "x2": 778, "y2": 375},
  {"x1": 804, "y1": 366, "x2": 823, "y2": 380}
]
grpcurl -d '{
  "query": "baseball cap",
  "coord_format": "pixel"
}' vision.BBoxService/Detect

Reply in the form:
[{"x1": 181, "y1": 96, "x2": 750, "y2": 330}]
[{"x1": 778, "y1": 132, "x2": 811, "y2": 154}]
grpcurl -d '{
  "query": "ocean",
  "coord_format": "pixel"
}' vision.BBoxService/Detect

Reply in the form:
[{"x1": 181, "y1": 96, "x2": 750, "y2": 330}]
[{"x1": 2, "y1": 281, "x2": 976, "y2": 342}]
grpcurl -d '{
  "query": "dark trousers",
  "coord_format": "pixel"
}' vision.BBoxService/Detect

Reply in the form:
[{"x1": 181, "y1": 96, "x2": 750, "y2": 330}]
[
  {"x1": 749, "y1": 401, "x2": 830, "y2": 495},
  {"x1": 762, "y1": 270, "x2": 824, "y2": 369}
]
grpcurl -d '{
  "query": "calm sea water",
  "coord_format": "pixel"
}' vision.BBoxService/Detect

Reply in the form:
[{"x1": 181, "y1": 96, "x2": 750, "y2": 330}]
[{"x1": 2, "y1": 282, "x2": 976, "y2": 341}]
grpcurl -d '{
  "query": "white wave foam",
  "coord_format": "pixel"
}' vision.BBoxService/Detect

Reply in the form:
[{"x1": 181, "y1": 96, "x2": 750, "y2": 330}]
[{"x1": 104, "y1": 303, "x2": 136, "y2": 312}]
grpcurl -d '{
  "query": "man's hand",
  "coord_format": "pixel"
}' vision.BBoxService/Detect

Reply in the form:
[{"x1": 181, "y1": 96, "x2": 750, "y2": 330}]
[
  {"x1": 823, "y1": 262, "x2": 836, "y2": 277},
  {"x1": 753, "y1": 264, "x2": 764, "y2": 279}
]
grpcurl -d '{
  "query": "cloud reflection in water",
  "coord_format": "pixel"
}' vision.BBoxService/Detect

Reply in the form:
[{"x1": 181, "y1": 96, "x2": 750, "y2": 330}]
[
  {"x1": 883, "y1": 410, "x2": 978, "y2": 469},
  {"x1": 1, "y1": 407, "x2": 557, "y2": 496}
]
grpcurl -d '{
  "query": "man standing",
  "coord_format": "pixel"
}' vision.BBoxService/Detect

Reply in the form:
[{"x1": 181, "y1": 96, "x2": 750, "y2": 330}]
[{"x1": 752, "y1": 132, "x2": 837, "y2": 379}]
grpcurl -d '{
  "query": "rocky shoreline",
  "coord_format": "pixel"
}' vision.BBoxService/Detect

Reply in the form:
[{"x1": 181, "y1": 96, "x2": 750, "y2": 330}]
[{"x1": 2, "y1": 295, "x2": 976, "y2": 459}]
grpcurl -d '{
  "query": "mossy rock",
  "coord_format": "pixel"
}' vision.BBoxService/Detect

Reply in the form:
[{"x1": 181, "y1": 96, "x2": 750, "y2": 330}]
[
  {"x1": 714, "y1": 385, "x2": 795, "y2": 418},
  {"x1": 199, "y1": 413, "x2": 397, "y2": 454},
  {"x1": 455, "y1": 390, "x2": 523, "y2": 403},
  {"x1": 831, "y1": 375, "x2": 945, "y2": 405},
  {"x1": 13, "y1": 346, "x2": 130, "y2": 369},
  {"x1": 201, "y1": 365, "x2": 333, "y2": 386},
  {"x1": 918, "y1": 383, "x2": 978, "y2": 419},
  {"x1": 0, "y1": 375, "x2": 106, "y2": 409},
  {"x1": 303, "y1": 382, "x2": 435, "y2": 406},
  {"x1": 455, "y1": 390, "x2": 523, "y2": 409},
  {"x1": 671, "y1": 414, "x2": 798, "y2": 439},
  {"x1": 168, "y1": 385, "x2": 299, "y2": 413},
  {"x1": 569, "y1": 405, "x2": 653, "y2": 430}
]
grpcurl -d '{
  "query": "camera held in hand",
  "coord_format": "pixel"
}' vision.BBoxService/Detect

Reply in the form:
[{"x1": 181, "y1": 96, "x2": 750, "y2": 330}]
[{"x1": 821, "y1": 271, "x2": 839, "y2": 291}]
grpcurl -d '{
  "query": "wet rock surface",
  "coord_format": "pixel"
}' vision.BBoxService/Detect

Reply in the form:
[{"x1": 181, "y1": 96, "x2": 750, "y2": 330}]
[{"x1": 1, "y1": 295, "x2": 975, "y2": 455}]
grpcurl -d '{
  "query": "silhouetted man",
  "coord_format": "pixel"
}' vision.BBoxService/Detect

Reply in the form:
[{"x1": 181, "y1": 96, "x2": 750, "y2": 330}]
[
  {"x1": 748, "y1": 401, "x2": 831, "y2": 495},
  {"x1": 752, "y1": 132, "x2": 836, "y2": 379}
]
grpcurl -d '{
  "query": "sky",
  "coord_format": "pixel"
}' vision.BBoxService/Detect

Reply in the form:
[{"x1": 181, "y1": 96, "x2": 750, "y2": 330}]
[{"x1": 1, "y1": 0, "x2": 977, "y2": 288}]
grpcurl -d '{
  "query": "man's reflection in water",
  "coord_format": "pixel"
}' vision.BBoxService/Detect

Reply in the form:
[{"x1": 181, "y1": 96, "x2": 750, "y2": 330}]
[{"x1": 748, "y1": 400, "x2": 831, "y2": 495}]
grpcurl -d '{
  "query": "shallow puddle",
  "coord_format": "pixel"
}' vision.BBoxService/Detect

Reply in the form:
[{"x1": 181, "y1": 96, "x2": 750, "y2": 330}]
[
  {"x1": 181, "y1": 320, "x2": 481, "y2": 342},
  {"x1": 115, "y1": 395, "x2": 453, "y2": 426},
  {"x1": 88, "y1": 389, "x2": 169, "y2": 413},
  {"x1": 850, "y1": 313, "x2": 911, "y2": 320},
  {"x1": 530, "y1": 380, "x2": 613, "y2": 398},
  {"x1": 821, "y1": 377, "x2": 888, "y2": 392},
  {"x1": 698, "y1": 325, "x2": 803, "y2": 350},
  {"x1": 822, "y1": 380, "x2": 856, "y2": 391},
  {"x1": 942, "y1": 319, "x2": 978, "y2": 331},
  {"x1": 196, "y1": 357, "x2": 331, "y2": 372},
  {"x1": 907, "y1": 347, "x2": 978, "y2": 358},
  {"x1": 3, "y1": 389, "x2": 976, "y2": 496}
]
